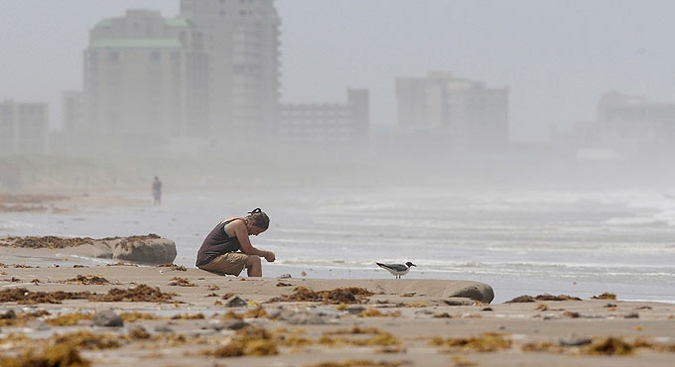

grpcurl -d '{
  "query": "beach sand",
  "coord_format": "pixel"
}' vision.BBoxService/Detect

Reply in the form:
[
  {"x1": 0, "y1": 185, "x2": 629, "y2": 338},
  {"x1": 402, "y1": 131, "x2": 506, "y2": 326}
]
[{"x1": 0, "y1": 258, "x2": 674, "y2": 367}]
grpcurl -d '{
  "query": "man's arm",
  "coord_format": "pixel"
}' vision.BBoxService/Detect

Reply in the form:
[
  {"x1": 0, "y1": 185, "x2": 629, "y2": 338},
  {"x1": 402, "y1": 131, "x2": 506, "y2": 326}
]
[{"x1": 231, "y1": 220, "x2": 274, "y2": 262}]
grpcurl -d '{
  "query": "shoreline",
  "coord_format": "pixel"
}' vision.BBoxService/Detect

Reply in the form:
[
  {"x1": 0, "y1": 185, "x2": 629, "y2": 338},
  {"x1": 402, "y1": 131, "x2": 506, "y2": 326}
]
[
  {"x1": 1, "y1": 264, "x2": 674, "y2": 366},
  {"x1": 1, "y1": 244, "x2": 673, "y2": 306}
]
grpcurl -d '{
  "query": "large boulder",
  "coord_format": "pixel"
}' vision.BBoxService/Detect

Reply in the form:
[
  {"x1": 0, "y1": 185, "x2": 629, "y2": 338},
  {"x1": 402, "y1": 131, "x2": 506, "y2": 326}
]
[
  {"x1": 111, "y1": 235, "x2": 177, "y2": 265},
  {"x1": 442, "y1": 282, "x2": 495, "y2": 304},
  {"x1": 0, "y1": 234, "x2": 178, "y2": 265}
]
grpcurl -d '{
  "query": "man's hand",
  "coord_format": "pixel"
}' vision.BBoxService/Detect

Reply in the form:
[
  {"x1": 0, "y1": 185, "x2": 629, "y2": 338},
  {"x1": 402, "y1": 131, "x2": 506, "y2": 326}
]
[{"x1": 264, "y1": 251, "x2": 276, "y2": 263}]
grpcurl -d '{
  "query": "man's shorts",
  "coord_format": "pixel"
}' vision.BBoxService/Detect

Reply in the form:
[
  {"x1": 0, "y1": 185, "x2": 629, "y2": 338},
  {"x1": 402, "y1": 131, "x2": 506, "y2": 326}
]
[{"x1": 198, "y1": 252, "x2": 249, "y2": 276}]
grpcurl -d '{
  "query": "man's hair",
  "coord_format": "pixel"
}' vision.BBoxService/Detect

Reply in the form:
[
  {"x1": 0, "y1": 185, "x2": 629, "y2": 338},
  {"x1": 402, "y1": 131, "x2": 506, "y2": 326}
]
[{"x1": 247, "y1": 208, "x2": 270, "y2": 230}]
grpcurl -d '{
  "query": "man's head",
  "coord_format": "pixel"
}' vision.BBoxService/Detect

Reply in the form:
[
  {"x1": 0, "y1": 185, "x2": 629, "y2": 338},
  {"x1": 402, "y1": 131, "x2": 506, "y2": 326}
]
[{"x1": 247, "y1": 207, "x2": 270, "y2": 233}]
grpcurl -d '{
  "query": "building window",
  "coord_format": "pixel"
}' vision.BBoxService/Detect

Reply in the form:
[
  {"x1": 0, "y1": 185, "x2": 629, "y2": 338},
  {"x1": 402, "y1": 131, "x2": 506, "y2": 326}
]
[{"x1": 108, "y1": 51, "x2": 119, "y2": 63}]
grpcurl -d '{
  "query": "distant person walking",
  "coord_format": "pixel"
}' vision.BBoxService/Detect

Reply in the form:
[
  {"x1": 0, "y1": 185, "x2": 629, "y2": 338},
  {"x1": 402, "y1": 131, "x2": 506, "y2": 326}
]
[
  {"x1": 196, "y1": 208, "x2": 275, "y2": 277},
  {"x1": 152, "y1": 176, "x2": 162, "y2": 205}
]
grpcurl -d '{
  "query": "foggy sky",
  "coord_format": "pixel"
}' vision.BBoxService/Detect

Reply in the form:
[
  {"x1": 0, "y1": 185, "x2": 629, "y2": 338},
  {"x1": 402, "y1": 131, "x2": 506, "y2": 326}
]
[{"x1": 1, "y1": 0, "x2": 674, "y2": 141}]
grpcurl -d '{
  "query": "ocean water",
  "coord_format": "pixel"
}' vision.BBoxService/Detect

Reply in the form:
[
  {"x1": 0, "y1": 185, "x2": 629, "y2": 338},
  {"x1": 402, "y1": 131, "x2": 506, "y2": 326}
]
[{"x1": 1, "y1": 185, "x2": 674, "y2": 304}]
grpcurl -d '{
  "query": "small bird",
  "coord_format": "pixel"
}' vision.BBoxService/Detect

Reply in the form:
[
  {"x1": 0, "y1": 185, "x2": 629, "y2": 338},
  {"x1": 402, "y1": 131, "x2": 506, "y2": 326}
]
[{"x1": 376, "y1": 261, "x2": 416, "y2": 279}]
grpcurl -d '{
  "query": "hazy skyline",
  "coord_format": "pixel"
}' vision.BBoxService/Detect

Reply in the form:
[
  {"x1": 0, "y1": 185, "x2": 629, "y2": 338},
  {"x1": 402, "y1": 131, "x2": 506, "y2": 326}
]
[{"x1": 1, "y1": 0, "x2": 674, "y2": 141}]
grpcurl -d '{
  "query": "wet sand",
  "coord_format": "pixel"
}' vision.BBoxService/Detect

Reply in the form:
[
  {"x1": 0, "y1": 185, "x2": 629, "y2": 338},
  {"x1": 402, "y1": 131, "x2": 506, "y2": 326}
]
[{"x1": 0, "y1": 261, "x2": 674, "y2": 367}]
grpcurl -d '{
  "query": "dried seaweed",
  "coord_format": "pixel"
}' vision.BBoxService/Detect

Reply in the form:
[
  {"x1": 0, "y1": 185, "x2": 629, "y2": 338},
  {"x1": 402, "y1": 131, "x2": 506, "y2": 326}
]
[
  {"x1": 505, "y1": 294, "x2": 582, "y2": 303},
  {"x1": 46, "y1": 313, "x2": 93, "y2": 326},
  {"x1": 1, "y1": 235, "x2": 95, "y2": 249},
  {"x1": 203, "y1": 326, "x2": 278, "y2": 357},
  {"x1": 430, "y1": 332, "x2": 512, "y2": 352},
  {"x1": 158, "y1": 263, "x2": 187, "y2": 271},
  {"x1": 0, "y1": 342, "x2": 91, "y2": 367},
  {"x1": 89, "y1": 284, "x2": 175, "y2": 303},
  {"x1": 270, "y1": 286, "x2": 374, "y2": 304},
  {"x1": 304, "y1": 361, "x2": 408, "y2": 367},
  {"x1": 0, "y1": 287, "x2": 92, "y2": 304},
  {"x1": 592, "y1": 292, "x2": 617, "y2": 300},
  {"x1": 61, "y1": 274, "x2": 111, "y2": 285},
  {"x1": 167, "y1": 277, "x2": 196, "y2": 287},
  {"x1": 581, "y1": 336, "x2": 634, "y2": 356}
]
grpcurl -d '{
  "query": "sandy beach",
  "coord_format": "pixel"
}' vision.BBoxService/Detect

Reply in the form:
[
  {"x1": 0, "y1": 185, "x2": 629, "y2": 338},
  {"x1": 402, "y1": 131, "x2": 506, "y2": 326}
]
[{"x1": 1, "y1": 259, "x2": 674, "y2": 367}]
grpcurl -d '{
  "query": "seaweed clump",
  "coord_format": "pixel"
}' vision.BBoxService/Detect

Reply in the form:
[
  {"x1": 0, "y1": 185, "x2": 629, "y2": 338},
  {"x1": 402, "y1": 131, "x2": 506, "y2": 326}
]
[
  {"x1": 581, "y1": 337, "x2": 634, "y2": 356},
  {"x1": 0, "y1": 287, "x2": 92, "y2": 304},
  {"x1": 61, "y1": 274, "x2": 111, "y2": 285},
  {"x1": 89, "y1": 284, "x2": 175, "y2": 303},
  {"x1": 203, "y1": 326, "x2": 278, "y2": 357},
  {"x1": 46, "y1": 313, "x2": 93, "y2": 326},
  {"x1": 592, "y1": 292, "x2": 617, "y2": 300},
  {"x1": 0, "y1": 309, "x2": 50, "y2": 327},
  {"x1": 1, "y1": 236, "x2": 95, "y2": 249},
  {"x1": 429, "y1": 332, "x2": 512, "y2": 352},
  {"x1": 158, "y1": 263, "x2": 187, "y2": 271},
  {"x1": 53, "y1": 330, "x2": 122, "y2": 350},
  {"x1": 505, "y1": 294, "x2": 582, "y2": 303},
  {"x1": 271, "y1": 286, "x2": 374, "y2": 304},
  {"x1": 0, "y1": 342, "x2": 91, "y2": 367},
  {"x1": 304, "y1": 360, "x2": 408, "y2": 367},
  {"x1": 167, "y1": 277, "x2": 196, "y2": 287}
]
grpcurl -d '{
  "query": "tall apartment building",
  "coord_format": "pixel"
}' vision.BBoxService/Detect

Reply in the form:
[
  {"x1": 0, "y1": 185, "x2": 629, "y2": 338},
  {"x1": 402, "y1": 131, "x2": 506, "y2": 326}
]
[
  {"x1": 0, "y1": 100, "x2": 49, "y2": 154},
  {"x1": 61, "y1": 91, "x2": 84, "y2": 132},
  {"x1": 396, "y1": 71, "x2": 509, "y2": 151},
  {"x1": 82, "y1": 9, "x2": 208, "y2": 138},
  {"x1": 180, "y1": 0, "x2": 280, "y2": 141},
  {"x1": 597, "y1": 92, "x2": 675, "y2": 156},
  {"x1": 76, "y1": 1, "x2": 280, "y2": 145},
  {"x1": 278, "y1": 89, "x2": 369, "y2": 144}
]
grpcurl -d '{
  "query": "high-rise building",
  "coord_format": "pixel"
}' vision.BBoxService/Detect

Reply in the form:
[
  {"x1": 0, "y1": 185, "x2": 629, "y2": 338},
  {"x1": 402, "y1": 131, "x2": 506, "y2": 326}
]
[
  {"x1": 82, "y1": 9, "x2": 208, "y2": 138},
  {"x1": 278, "y1": 89, "x2": 369, "y2": 144},
  {"x1": 180, "y1": 0, "x2": 281, "y2": 141},
  {"x1": 0, "y1": 100, "x2": 49, "y2": 154},
  {"x1": 79, "y1": 1, "x2": 280, "y2": 145},
  {"x1": 61, "y1": 90, "x2": 84, "y2": 132},
  {"x1": 597, "y1": 91, "x2": 675, "y2": 156},
  {"x1": 396, "y1": 71, "x2": 509, "y2": 151}
]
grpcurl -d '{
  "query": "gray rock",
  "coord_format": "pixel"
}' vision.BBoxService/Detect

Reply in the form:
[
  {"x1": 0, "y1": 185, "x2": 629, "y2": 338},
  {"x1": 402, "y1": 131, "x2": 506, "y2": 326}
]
[
  {"x1": 559, "y1": 334, "x2": 592, "y2": 346},
  {"x1": 345, "y1": 305, "x2": 366, "y2": 315},
  {"x1": 444, "y1": 283, "x2": 495, "y2": 304},
  {"x1": 154, "y1": 325, "x2": 174, "y2": 333},
  {"x1": 111, "y1": 236, "x2": 177, "y2": 265},
  {"x1": 1, "y1": 309, "x2": 16, "y2": 319},
  {"x1": 443, "y1": 297, "x2": 476, "y2": 306},
  {"x1": 279, "y1": 309, "x2": 334, "y2": 325},
  {"x1": 93, "y1": 310, "x2": 124, "y2": 327},
  {"x1": 224, "y1": 295, "x2": 248, "y2": 308},
  {"x1": 222, "y1": 319, "x2": 248, "y2": 330}
]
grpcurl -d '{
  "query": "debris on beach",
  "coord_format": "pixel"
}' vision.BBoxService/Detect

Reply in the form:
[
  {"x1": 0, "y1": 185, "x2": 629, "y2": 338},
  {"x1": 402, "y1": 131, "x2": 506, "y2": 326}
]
[
  {"x1": 158, "y1": 263, "x2": 188, "y2": 271},
  {"x1": 0, "y1": 287, "x2": 92, "y2": 304},
  {"x1": 89, "y1": 284, "x2": 176, "y2": 303},
  {"x1": 167, "y1": 277, "x2": 196, "y2": 287},
  {"x1": 0, "y1": 235, "x2": 95, "y2": 249},
  {"x1": 61, "y1": 274, "x2": 111, "y2": 285},
  {"x1": 201, "y1": 325, "x2": 279, "y2": 357},
  {"x1": 0, "y1": 341, "x2": 92, "y2": 367},
  {"x1": 581, "y1": 336, "x2": 634, "y2": 355},
  {"x1": 429, "y1": 332, "x2": 512, "y2": 352},
  {"x1": 505, "y1": 294, "x2": 582, "y2": 303},
  {"x1": 270, "y1": 286, "x2": 374, "y2": 304},
  {"x1": 592, "y1": 292, "x2": 617, "y2": 300},
  {"x1": 304, "y1": 360, "x2": 409, "y2": 367},
  {"x1": 46, "y1": 312, "x2": 93, "y2": 326}
]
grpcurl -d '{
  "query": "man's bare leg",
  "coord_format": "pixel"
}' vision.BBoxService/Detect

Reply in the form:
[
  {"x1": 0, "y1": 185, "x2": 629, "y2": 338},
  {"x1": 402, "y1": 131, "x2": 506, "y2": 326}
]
[{"x1": 245, "y1": 255, "x2": 262, "y2": 277}]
